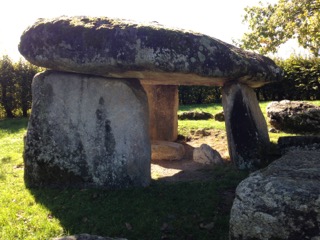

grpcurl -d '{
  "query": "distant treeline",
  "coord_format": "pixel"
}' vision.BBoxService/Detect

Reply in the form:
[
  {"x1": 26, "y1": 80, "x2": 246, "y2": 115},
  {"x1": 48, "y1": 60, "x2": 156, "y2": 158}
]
[
  {"x1": 0, "y1": 55, "x2": 41, "y2": 118},
  {"x1": 178, "y1": 56, "x2": 320, "y2": 104},
  {"x1": 0, "y1": 55, "x2": 319, "y2": 118}
]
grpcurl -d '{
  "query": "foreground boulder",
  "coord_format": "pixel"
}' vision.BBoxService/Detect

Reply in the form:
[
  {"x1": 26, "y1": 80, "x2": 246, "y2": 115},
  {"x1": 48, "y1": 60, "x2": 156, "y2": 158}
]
[
  {"x1": 19, "y1": 16, "x2": 281, "y2": 87},
  {"x1": 24, "y1": 71, "x2": 151, "y2": 188},
  {"x1": 230, "y1": 150, "x2": 320, "y2": 240},
  {"x1": 267, "y1": 100, "x2": 320, "y2": 133}
]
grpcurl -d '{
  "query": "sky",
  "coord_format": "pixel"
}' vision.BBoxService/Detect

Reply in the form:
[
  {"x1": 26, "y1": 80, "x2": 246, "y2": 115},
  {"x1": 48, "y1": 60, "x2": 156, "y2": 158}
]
[{"x1": 0, "y1": 0, "x2": 303, "y2": 61}]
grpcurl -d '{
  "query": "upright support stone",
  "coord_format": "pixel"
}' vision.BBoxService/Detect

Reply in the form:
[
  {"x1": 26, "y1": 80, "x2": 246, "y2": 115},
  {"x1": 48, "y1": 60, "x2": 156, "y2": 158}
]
[
  {"x1": 222, "y1": 82, "x2": 270, "y2": 169},
  {"x1": 142, "y1": 84, "x2": 178, "y2": 141},
  {"x1": 24, "y1": 70, "x2": 151, "y2": 188}
]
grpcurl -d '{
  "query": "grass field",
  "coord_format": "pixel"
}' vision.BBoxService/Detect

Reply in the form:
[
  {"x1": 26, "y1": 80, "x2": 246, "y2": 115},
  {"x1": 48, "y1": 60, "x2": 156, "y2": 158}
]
[
  {"x1": 0, "y1": 101, "x2": 319, "y2": 239},
  {"x1": 0, "y1": 117, "x2": 246, "y2": 240}
]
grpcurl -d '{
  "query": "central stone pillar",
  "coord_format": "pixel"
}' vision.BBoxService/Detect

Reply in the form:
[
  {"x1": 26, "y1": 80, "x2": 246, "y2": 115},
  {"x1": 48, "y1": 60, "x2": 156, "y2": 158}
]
[
  {"x1": 222, "y1": 82, "x2": 270, "y2": 169},
  {"x1": 142, "y1": 84, "x2": 178, "y2": 142}
]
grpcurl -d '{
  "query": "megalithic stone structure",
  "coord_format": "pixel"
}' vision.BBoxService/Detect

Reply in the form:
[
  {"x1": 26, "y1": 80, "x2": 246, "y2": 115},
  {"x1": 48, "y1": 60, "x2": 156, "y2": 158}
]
[
  {"x1": 222, "y1": 82, "x2": 270, "y2": 169},
  {"x1": 19, "y1": 16, "x2": 282, "y2": 188}
]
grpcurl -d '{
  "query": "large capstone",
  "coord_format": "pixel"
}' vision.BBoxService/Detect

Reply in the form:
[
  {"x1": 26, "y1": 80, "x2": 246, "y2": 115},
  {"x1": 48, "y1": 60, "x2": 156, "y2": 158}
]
[
  {"x1": 222, "y1": 83, "x2": 270, "y2": 169},
  {"x1": 24, "y1": 70, "x2": 151, "y2": 188},
  {"x1": 229, "y1": 150, "x2": 320, "y2": 240},
  {"x1": 19, "y1": 16, "x2": 282, "y2": 87}
]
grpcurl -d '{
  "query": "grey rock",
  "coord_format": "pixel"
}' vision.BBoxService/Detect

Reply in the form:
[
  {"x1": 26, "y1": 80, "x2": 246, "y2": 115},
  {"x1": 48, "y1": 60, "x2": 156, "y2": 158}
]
[
  {"x1": 193, "y1": 144, "x2": 223, "y2": 165},
  {"x1": 222, "y1": 83, "x2": 270, "y2": 169},
  {"x1": 178, "y1": 111, "x2": 213, "y2": 120},
  {"x1": 52, "y1": 234, "x2": 127, "y2": 240},
  {"x1": 230, "y1": 150, "x2": 320, "y2": 240},
  {"x1": 267, "y1": 100, "x2": 320, "y2": 133},
  {"x1": 19, "y1": 16, "x2": 282, "y2": 87},
  {"x1": 278, "y1": 136, "x2": 320, "y2": 154},
  {"x1": 24, "y1": 70, "x2": 151, "y2": 188}
]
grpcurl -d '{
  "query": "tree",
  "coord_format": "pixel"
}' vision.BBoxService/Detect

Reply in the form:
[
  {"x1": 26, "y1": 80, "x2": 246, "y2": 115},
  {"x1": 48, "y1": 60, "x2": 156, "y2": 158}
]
[
  {"x1": 14, "y1": 59, "x2": 39, "y2": 117},
  {"x1": 0, "y1": 55, "x2": 16, "y2": 118},
  {"x1": 239, "y1": 0, "x2": 320, "y2": 57}
]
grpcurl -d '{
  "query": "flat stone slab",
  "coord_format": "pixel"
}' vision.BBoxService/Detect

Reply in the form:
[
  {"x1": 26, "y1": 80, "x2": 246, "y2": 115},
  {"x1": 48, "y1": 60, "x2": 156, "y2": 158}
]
[
  {"x1": 19, "y1": 16, "x2": 282, "y2": 87},
  {"x1": 230, "y1": 150, "x2": 320, "y2": 239},
  {"x1": 151, "y1": 141, "x2": 185, "y2": 161}
]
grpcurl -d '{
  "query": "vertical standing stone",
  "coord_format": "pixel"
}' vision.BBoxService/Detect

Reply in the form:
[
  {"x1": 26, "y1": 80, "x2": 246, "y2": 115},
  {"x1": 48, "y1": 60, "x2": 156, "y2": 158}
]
[
  {"x1": 142, "y1": 84, "x2": 178, "y2": 141},
  {"x1": 222, "y1": 82, "x2": 270, "y2": 169},
  {"x1": 24, "y1": 70, "x2": 151, "y2": 188}
]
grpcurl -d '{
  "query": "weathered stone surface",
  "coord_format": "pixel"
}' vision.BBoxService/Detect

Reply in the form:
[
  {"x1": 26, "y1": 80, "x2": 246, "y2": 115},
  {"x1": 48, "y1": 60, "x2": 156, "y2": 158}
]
[
  {"x1": 230, "y1": 150, "x2": 320, "y2": 240},
  {"x1": 143, "y1": 84, "x2": 178, "y2": 141},
  {"x1": 52, "y1": 234, "x2": 127, "y2": 240},
  {"x1": 267, "y1": 100, "x2": 320, "y2": 133},
  {"x1": 193, "y1": 144, "x2": 223, "y2": 165},
  {"x1": 222, "y1": 83, "x2": 270, "y2": 169},
  {"x1": 19, "y1": 16, "x2": 282, "y2": 87},
  {"x1": 278, "y1": 136, "x2": 320, "y2": 154},
  {"x1": 178, "y1": 111, "x2": 213, "y2": 120},
  {"x1": 24, "y1": 70, "x2": 151, "y2": 188},
  {"x1": 151, "y1": 141, "x2": 185, "y2": 161}
]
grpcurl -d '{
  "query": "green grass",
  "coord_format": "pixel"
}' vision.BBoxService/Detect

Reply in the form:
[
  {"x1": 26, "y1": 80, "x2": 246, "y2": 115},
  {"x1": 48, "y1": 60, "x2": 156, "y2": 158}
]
[
  {"x1": 1, "y1": 100, "x2": 318, "y2": 239},
  {"x1": 178, "y1": 103, "x2": 225, "y2": 136},
  {"x1": 0, "y1": 117, "x2": 248, "y2": 240},
  {"x1": 178, "y1": 100, "x2": 320, "y2": 143}
]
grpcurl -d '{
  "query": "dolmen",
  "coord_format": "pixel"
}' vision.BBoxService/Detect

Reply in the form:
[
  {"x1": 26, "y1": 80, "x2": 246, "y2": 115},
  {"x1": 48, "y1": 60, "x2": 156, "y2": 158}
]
[{"x1": 19, "y1": 16, "x2": 282, "y2": 188}]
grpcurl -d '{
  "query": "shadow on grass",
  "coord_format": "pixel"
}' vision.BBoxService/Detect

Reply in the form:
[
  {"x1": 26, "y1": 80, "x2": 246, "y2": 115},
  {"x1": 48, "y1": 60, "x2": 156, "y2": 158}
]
[
  {"x1": 27, "y1": 166, "x2": 248, "y2": 240},
  {"x1": 0, "y1": 118, "x2": 28, "y2": 133}
]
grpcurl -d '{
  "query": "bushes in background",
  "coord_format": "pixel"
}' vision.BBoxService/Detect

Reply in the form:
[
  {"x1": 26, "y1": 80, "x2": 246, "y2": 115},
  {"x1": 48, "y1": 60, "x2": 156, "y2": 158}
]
[
  {"x1": 0, "y1": 55, "x2": 41, "y2": 118},
  {"x1": 0, "y1": 55, "x2": 319, "y2": 118},
  {"x1": 179, "y1": 56, "x2": 320, "y2": 104},
  {"x1": 257, "y1": 56, "x2": 320, "y2": 101}
]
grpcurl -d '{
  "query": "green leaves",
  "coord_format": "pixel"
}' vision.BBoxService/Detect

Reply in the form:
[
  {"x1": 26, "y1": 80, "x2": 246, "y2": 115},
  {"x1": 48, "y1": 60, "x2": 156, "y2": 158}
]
[{"x1": 239, "y1": 0, "x2": 320, "y2": 57}]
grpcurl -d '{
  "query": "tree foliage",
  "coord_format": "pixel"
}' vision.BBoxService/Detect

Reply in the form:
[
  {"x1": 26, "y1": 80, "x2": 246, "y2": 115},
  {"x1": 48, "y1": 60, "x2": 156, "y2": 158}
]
[
  {"x1": 178, "y1": 86, "x2": 221, "y2": 105},
  {"x1": 0, "y1": 55, "x2": 41, "y2": 118},
  {"x1": 239, "y1": 0, "x2": 320, "y2": 56},
  {"x1": 257, "y1": 56, "x2": 320, "y2": 100}
]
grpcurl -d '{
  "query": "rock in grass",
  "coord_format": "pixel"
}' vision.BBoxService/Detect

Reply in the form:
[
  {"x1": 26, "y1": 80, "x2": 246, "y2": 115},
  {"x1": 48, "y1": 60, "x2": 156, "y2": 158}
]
[
  {"x1": 178, "y1": 111, "x2": 213, "y2": 120},
  {"x1": 267, "y1": 100, "x2": 320, "y2": 133},
  {"x1": 19, "y1": 16, "x2": 282, "y2": 87},
  {"x1": 214, "y1": 111, "x2": 224, "y2": 121}
]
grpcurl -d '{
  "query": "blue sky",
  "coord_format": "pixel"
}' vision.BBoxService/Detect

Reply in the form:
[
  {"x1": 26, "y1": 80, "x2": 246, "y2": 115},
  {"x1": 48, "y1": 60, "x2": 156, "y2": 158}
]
[{"x1": 1, "y1": 0, "x2": 303, "y2": 61}]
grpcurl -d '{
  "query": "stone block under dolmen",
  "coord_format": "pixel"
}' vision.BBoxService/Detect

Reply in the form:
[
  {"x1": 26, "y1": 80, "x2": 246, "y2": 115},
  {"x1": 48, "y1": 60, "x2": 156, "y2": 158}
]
[
  {"x1": 24, "y1": 70, "x2": 151, "y2": 188},
  {"x1": 151, "y1": 141, "x2": 185, "y2": 161}
]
